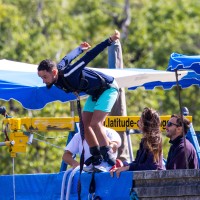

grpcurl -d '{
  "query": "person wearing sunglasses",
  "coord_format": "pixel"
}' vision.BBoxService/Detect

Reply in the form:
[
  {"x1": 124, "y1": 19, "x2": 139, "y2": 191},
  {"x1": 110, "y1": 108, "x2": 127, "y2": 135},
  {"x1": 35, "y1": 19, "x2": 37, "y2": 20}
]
[{"x1": 166, "y1": 114, "x2": 199, "y2": 169}]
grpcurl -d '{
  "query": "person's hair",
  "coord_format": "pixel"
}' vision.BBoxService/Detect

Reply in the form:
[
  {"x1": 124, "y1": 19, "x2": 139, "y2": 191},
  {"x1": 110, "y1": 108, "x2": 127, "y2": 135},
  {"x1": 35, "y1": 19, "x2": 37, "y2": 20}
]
[
  {"x1": 141, "y1": 107, "x2": 162, "y2": 163},
  {"x1": 37, "y1": 59, "x2": 57, "y2": 72},
  {"x1": 171, "y1": 114, "x2": 191, "y2": 134}
]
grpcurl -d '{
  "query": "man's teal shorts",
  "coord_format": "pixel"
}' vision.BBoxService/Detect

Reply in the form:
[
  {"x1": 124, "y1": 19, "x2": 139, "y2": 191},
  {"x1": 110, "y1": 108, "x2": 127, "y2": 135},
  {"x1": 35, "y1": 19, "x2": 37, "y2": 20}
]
[{"x1": 83, "y1": 80, "x2": 119, "y2": 113}]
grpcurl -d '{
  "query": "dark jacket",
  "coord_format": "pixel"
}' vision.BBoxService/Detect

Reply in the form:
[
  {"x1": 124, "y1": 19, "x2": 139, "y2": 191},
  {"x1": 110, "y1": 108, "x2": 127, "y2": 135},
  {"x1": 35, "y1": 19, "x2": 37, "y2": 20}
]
[
  {"x1": 128, "y1": 139, "x2": 164, "y2": 171},
  {"x1": 166, "y1": 136, "x2": 199, "y2": 170},
  {"x1": 54, "y1": 38, "x2": 114, "y2": 99}
]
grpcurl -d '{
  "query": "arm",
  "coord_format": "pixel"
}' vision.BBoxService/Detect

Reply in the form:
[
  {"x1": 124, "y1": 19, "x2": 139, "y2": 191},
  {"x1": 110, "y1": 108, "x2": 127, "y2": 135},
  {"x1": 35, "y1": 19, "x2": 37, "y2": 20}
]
[
  {"x1": 110, "y1": 165, "x2": 130, "y2": 178},
  {"x1": 106, "y1": 128, "x2": 122, "y2": 153},
  {"x1": 128, "y1": 158, "x2": 157, "y2": 171},
  {"x1": 128, "y1": 150, "x2": 158, "y2": 171},
  {"x1": 62, "y1": 150, "x2": 79, "y2": 169},
  {"x1": 57, "y1": 42, "x2": 91, "y2": 70},
  {"x1": 63, "y1": 133, "x2": 80, "y2": 168},
  {"x1": 63, "y1": 30, "x2": 120, "y2": 76},
  {"x1": 109, "y1": 141, "x2": 119, "y2": 153},
  {"x1": 110, "y1": 152, "x2": 157, "y2": 179}
]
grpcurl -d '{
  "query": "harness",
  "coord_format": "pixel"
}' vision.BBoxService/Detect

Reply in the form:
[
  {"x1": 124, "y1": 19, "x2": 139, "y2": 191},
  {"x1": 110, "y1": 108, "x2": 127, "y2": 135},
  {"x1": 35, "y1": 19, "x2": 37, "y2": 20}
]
[
  {"x1": 87, "y1": 71, "x2": 111, "y2": 101},
  {"x1": 58, "y1": 70, "x2": 111, "y2": 101}
]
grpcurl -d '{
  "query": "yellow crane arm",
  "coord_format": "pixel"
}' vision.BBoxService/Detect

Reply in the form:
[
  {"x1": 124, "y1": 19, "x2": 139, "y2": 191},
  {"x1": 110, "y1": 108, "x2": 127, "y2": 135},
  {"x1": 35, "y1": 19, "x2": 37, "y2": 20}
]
[{"x1": 1, "y1": 115, "x2": 192, "y2": 157}]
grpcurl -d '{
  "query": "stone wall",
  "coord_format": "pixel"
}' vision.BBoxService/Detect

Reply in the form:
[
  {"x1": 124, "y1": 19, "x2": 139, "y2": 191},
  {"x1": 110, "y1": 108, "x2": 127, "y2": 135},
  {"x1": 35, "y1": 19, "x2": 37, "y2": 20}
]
[{"x1": 132, "y1": 169, "x2": 200, "y2": 200}]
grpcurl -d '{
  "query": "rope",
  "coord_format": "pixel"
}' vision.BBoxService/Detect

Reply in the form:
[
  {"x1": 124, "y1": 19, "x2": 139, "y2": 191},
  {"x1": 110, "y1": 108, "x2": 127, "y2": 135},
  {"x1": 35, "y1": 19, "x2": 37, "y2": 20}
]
[
  {"x1": 65, "y1": 166, "x2": 80, "y2": 200},
  {"x1": 34, "y1": 132, "x2": 69, "y2": 140},
  {"x1": 12, "y1": 157, "x2": 16, "y2": 200},
  {"x1": 60, "y1": 168, "x2": 72, "y2": 200},
  {"x1": 77, "y1": 97, "x2": 85, "y2": 142},
  {"x1": 33, "y1": 138, "x2": 64, "y2": 150}
]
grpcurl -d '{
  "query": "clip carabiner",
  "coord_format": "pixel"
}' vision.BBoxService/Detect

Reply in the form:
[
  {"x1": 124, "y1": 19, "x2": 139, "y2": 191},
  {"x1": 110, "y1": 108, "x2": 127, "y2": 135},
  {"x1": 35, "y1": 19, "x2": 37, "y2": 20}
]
[
  {"x1": 88, "y1": 193, "x2": 95, "y2": 200},
  {"x1": 73, "y1": 92, "x2": 80, "y2": 100}
]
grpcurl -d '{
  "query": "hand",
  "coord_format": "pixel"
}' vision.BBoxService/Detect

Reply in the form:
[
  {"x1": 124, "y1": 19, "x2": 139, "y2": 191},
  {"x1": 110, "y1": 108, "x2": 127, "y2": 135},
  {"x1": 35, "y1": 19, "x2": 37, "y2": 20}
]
[
  {"x1": 110, "y1": 166, "x2": 129, "y2": 178},
  {"x1": 110, "y1": 30, "x2": 120, "y2": 42},
  {"x1": 80, "y1": 42, "x2": 91, "y2": 51},
  {"x1": 71, "y1": 160, "x2": 80, "y2": 169},
  {"x1": 109, "y1": 142, "x2": 118, "y2": 153}
]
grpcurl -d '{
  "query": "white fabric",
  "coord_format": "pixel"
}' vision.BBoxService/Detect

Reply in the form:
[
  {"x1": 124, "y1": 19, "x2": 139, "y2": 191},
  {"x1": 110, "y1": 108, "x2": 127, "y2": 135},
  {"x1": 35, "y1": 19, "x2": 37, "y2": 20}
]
[{"x1": 65, "y1": 127, "x2": 121, "y2": 161}]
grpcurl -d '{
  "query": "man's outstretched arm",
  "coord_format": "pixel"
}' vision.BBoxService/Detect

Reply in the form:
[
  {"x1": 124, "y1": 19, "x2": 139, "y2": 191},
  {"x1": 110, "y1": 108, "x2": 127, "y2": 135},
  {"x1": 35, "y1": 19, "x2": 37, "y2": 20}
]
[
  {"x1": 57, "y1": 42, "x2": 91, "y2": 70},
  {"x1": 63, "y1": 30, "x2": 121, "y2": 76}
]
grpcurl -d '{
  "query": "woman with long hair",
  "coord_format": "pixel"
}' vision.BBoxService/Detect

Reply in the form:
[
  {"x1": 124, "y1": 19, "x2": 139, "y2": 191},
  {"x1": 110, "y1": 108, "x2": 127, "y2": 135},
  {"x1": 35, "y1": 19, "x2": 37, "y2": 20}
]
[{"x1": 110, "y1": 107, "x2": 165, "y2": 178}]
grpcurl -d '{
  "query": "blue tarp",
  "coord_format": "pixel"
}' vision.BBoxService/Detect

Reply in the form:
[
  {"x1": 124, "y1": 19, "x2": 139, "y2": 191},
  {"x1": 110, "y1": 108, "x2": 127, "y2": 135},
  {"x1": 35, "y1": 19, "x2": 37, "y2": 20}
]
[
  {"x1": 129, "y1": 71, "x2": 200, "y2": 90},
  {"x1": 2, "y1": 55, "x2": 200, "y2": 109},
  {"x1": 0, "y1": 70, "x2": 86, "y2": 109},
  {"x1": 0, "y1": 59, "x2": 190, "y2": 110},
  {"x1": 0, "y1": 59, "x2": 86, "y2": 110},
  {"x1": 0, "y1": 171, "x2": 133, "y2": 200},
  {"x1": 167, "y1": 52, "x2": 200, "y2": 74},
  {"x1": 0, "y1": 172, "x2": 63, "y2": 200}
]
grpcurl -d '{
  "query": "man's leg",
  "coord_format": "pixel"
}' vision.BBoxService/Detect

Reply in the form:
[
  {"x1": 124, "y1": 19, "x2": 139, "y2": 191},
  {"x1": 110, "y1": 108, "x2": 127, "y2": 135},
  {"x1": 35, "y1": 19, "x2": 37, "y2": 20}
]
[
  {"x1": 65, "y1": 30, "x2": 120, "y2": 73},
  {"x1": 89, "y1": 87, "x2": 118, "y2": 166},
  {"x1": 82, "y1": 111, "x2": 103, "y2": 166},
  {"x1": 83, "y1": 88, "x2": 118, "y2": 166},
  {"x1": 89, "y1": 110, "x2": 116, "y2": 166},
  {"x1": 82, "y1": 110, "x2": 115, "y2": 166}
]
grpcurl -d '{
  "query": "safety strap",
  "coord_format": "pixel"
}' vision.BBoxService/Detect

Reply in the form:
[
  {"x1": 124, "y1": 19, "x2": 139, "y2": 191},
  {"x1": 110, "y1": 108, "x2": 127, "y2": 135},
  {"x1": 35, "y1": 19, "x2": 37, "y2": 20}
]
[
  {"x1": 59, "y1": 70, "x2": 94, "y2": 93},
  {"x1": 88, "y1": 172, "x2": 102, "y2": 200},
  {"x1": 89, "y1": 172, "x2": 96, "y2": 196},
  {"x1": 76, "y1": 95, "x2": 85, "y2": 200},
  {"x1": 59, "y1": 70, "x2": 111, "y2": 101},
  {"x1": 86, "y1": 69, "x2": 110, "y2": 101}
]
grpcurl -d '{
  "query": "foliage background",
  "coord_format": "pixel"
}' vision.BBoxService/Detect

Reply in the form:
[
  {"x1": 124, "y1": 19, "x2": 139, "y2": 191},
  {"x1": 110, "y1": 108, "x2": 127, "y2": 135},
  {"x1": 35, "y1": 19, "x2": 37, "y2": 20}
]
[{"x1": 0, "y1": 0, "x2": 200, "y2": 174}]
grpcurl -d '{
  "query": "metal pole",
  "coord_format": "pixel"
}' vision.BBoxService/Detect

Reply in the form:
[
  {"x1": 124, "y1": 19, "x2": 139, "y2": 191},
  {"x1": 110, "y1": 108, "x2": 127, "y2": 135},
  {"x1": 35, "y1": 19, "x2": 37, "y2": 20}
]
[
  {"x1": 126, "y1": 128, "x2": 134, "y2": 162},
  {"x1": 175, "y1": 70, "x2": 189, "y2": 169}
]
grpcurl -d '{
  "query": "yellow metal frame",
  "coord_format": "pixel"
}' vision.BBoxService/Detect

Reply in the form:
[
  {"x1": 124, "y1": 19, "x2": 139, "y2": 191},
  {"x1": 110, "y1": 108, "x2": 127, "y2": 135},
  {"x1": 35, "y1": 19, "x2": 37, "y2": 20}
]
[
  {"x1": 104, "y1": 116, "x2": 192, "y2": 131},
  {"x1": 2, "y1": 115, "x2": 192, "y2": 157},
  {"x1": 9, "y1": 132, "x2": 29, "y2": 157}
]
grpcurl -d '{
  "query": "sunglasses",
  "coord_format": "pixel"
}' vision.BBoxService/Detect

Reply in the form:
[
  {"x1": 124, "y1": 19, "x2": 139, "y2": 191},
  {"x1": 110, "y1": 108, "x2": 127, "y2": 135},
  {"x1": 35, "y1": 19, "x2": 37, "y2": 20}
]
[{"x1": 167, "y1": 121, "x2": 179, "y2": 127}]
